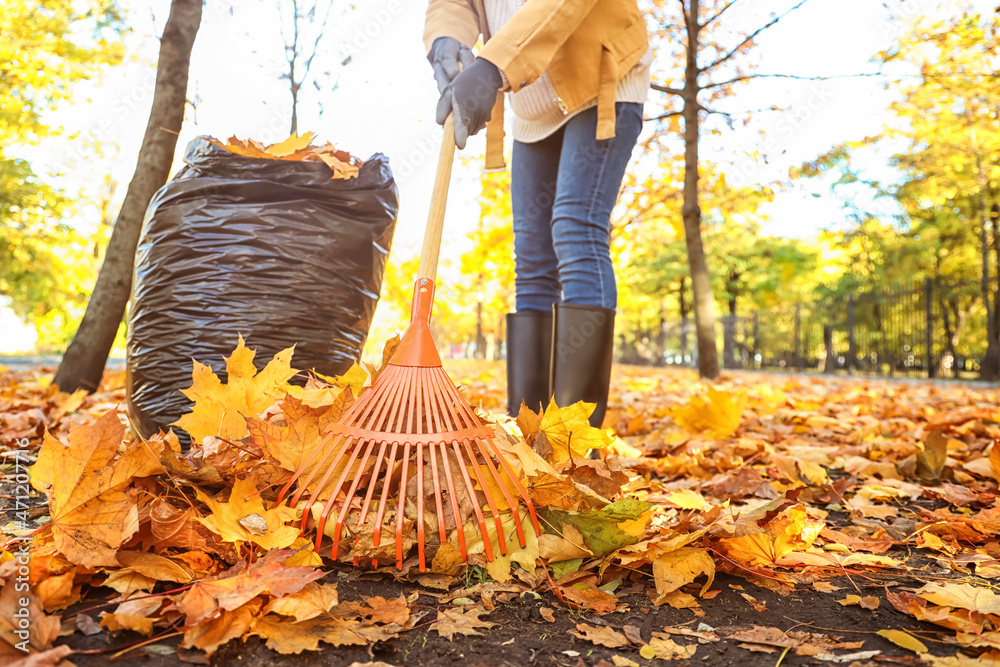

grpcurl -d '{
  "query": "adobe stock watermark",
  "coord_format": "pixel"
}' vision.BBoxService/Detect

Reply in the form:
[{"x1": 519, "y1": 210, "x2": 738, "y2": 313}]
[
  {"x1": 556, "y1": 308, "x2": 612, "y2": 362},
  {"x1": 336, "y1": 0, "x2": 405, "y2": 65},
  {"x1": 7, "y1": 439, "x2": 33, "y2": 652},
  {"x1": 728, "y1": 81, "x2": 835, "y2": 188}
]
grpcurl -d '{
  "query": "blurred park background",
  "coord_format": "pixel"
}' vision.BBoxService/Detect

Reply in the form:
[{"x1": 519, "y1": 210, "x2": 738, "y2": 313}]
[{"x1": 2, "y1": 0, "x2": 998, "y2": 380}]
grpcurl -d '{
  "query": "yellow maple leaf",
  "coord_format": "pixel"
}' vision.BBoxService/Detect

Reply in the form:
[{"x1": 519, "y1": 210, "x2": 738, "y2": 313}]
[
  {"x1": 672, "y1": 386, "x2": 747, "y2": 438},
  {"x1": 283, "y1": 537, "x2": 325, "y2": 567},
  {"x1": 263, "y1": 582, "x2": 339, "y2": 622},
  {"x1": 174, "y1": 335, "x2": 297, "y2": 444},
  {"x1": 715, "y1": 505, "x2": 820, "y2": 567},
  {"x1": 652, "y1": 547, "x2": 716, "y2": 597},
  {"x1": 666, "y1": 489, "x2": 713, "y2": 511},
  {"x1": 916, "y1": 582, "x2": 1000, "y2": 616},
  {"x1": 100, "y1": 612, "x2": 158, "y2": 636},
  {"x1": 539, "y1": 399, "x2": 614, "y2": 462},
  {"x1": 266, "y1": 131, "x2": 316, "y2": 157},
  {"x1": 247, "y1": 395, "x2": 340, "y2": 475},
  {"x1": 334, "y1": 362, "x2": 371, "y2": 396},
  {"x1": 28, "y1": 410, "x2": 166, "y2": 567},
  {"x1": 196, "y1": 476, "x2": 300, "y2": 550}
]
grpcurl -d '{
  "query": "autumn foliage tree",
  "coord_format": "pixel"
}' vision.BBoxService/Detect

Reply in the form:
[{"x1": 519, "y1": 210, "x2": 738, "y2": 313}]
[
  {"x1": 643, "y1": 0, "x2": 809, "y2": 379},
  {"x1": 795, "y1": 8, "x2": 1000, "y2": 378},
  {"x1": 881, "y1": 10, "x2": 1000, "y2": 377},
  {"x1": 0, "y1": 0, "x2": 125, "y2": 347}
]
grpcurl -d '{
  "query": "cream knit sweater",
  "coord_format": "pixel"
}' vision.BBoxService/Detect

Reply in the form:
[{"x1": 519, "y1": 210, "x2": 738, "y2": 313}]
[{"x1": 484, "y1": 0, "x2": 652, "y2": 143}]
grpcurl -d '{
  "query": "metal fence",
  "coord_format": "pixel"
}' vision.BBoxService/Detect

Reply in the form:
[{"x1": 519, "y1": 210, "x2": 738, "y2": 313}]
[{"x1": 628, "y1": 278, "x2": 999, "y2": 380}]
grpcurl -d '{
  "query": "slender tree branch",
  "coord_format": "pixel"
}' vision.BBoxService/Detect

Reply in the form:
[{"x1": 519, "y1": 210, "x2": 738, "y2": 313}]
[
  {"x1": 701, "y1": 105, "x2": 729, "y2": 117},
  {"x1": 701, "y1": 0, "x2": 811, "y2": 73},
  {"x1": 651, "y1": 81, "x2": 686, "y2": 96},
  {"x1": 701, "y1": 71, "x2": 882, "y2": 89},
  {"x1": 700, "y1": 0, "x2": 741, "y2": 30},
  {"x1": 647, "y1": 110, "x2": 684, "y2": 122},
  {"x1": 679, "y1": 0, "x2": 690, "y2": 32},
  {"x1": 301, "y1": 0, "x2": 337, "y2": 85}
]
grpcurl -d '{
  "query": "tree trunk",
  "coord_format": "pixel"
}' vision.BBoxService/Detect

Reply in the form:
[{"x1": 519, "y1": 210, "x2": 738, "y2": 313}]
[
  {"x1": 822, "y1": 324, "x2": 835, "y2": 373},
  {"x1": 991, "y1": 200, "x2": 999, "y2": 358},
  {"x1": 679, "y1": 276, "x2": 690, "y2": 364},
  {"x1": 980, "y1": 192, "x2": 998, "y2": 379},
  {"x1": 939, "y1": 297, "x2": 973, "y2": 377},
  {"x1": 656, "y1": 298, "x2": 667, "y2": 366},
  {"x1": 872, "y1": 301, "x2": 889, "y2": 377},
  {"x1": 474, "y1": 299, "x2": 486, "y2": 360},
  {"x1": 723, "y1": 276, "x2": 737, "y2": 369},
  {"x1": 681, "y1": 0, "x2": 719, "y2": 379},
  {"x1": 54, "y1": 0, "x2": 202, "y2": 393},
  {"x1": 972, "y1": 134, "x2": 999, "y2": 380}
]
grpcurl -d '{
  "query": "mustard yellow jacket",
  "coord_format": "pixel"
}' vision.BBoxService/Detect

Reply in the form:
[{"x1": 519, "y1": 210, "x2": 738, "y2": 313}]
[{"x1": 423, "y1": 0, "x2": 649, "y2": 170}]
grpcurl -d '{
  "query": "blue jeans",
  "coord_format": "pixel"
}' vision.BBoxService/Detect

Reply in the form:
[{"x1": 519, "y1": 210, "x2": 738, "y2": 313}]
[{"x1": 511, "y1": 102, "x2": 643, "y2": 312}]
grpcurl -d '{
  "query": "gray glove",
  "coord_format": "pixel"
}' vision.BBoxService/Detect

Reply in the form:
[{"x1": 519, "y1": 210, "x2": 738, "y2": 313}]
[
  {"x1": 436, "y1": 58, "x2": 503, "y2": 150},
  {"x1": 428, "y1": 36, "x2": 475, "y2": 93}
]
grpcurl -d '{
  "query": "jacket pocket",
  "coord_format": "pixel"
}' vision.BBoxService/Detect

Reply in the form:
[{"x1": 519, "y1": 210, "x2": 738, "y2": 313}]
[{"x1": 606, "y1": 15, "x2": 649, "y2": 69}]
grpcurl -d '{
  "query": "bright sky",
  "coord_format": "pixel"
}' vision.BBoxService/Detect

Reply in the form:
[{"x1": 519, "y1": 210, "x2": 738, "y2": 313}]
[{"x1": 4, "y1": 0, "x2": 994, "y2": 353}]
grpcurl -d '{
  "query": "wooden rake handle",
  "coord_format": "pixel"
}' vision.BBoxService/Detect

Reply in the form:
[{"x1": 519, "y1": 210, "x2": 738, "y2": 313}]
[{"x1": 417, "y1": 114, "x2": 456, "y2": 282}]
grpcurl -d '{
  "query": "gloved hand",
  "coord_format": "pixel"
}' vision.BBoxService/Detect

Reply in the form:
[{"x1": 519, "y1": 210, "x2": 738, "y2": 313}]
[
  {"x1": 436, "y1": 57, "x2": 503, "y2": 150},
  {"x1": 428, "y1": 36, "x2": 474, "y2": 93}
]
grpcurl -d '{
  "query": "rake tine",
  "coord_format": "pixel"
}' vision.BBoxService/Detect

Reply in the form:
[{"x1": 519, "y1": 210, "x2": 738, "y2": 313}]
[
  {"x1": 379, "y1": 367, "x2": 411, "y2": 432},
  {"x1": 416, "y1": 441, "x2": 426, "y2": 571},
  {"x1": 472, "y1": 437, "x2": 525, "y2": 548},
  {"x1": 452, "y1": 438, "x2": 507, "y2": 556},
  {"x1": 463, "y1": 437, "x2": 508, "y2": 550},
  {"x1": 427, "y1": 443, "x2": 448, "y2": 547},
  {"x1": 447, "y1": 439, "x2": 491, "y2": 561},
  {"x1": 448, "y1": 376, "x2": 481, "y2": 428},
  {"x1": 364, "y1": 368, "x2": 406, "y2": 433},
  {"x1": 328, "y1": 437, "x2": 379, "y2": 562},
  {"x1": 437, "y1": 440, "x2": 470, "y2": 561},
  {"x1": 315, "y1": 436, "x2": 369, "y2": 553},
  {"x1": 483, "y1": 436, "x2": 541, "y2": 536},
  {"x1": 279, "y1": 430, "x2": 336, "y2": 505},
  {"x1": 396, "y1": 442, "x2": 412, "y2": 570},
  {"x1": 292, "y1": 433, "x2": 350, "y2": 531},
  {"x1": 373, "y1": 440, "x2": 400, "y2": 557},
  {"x1": 355, "y1": 438, "x2": 389, "y2": 567},
  {"x1": 357, "y1": 439, "x2": 388, "y2": 529}
]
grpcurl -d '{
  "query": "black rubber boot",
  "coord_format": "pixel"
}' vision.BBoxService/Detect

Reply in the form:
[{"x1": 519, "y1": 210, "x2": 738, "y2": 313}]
[
  {"x1": 506, "y1": 311, "x2": 553, "y2": 417},
  {"x1": 550, "y1": 303, "x2": 616, "y2": 428}
]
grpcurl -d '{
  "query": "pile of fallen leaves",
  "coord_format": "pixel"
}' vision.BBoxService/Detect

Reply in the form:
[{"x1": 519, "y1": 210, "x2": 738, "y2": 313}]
[
  {"x1": 3, "y1": 343, "x2": 1000, "y2": 666},
  {"x1": 207, "y1": 132, "x2": 361, "y2": 179}
]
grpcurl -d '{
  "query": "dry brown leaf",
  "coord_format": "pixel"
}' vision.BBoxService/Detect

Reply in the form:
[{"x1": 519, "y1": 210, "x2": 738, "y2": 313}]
[
  {"x1": 640, "y1": 635, "x2": 697, "y2": 660},
  {"x1": 208, "y1": 134, "x2": 361, "y2": 179},
  {"x1": 116, "y1": 550, "x2": 193, "y2": 583},
  {"x1": 569, "y1": 622, "x2": 629, "y2": 648},
  {"x1": 99, "y1": 612, "x2": 157, "y2": 636},
  {"x1": 172, "y1": 550, "x2": 324, "y2": 626},
  {"x1": 560, "y1": 583, "x2": 619, "y2": 614},
  {"x1": 28, "y1": 410, "x2": 165, "y2": 567},
  {"x1": 181, "y1": 599, "x2": 261, "y2": 655},
  {"x1": 651, "y1": 547, "x2": 715, "y2": 597},
  {"x1": 350, "y1": 595, "x2": 410, "y2": 625},
  {"x1": 430, "y1": 606, "x2": 497, "y2": 640},
  {"x1": 264, "y1": 582, "x2": 339, "y2": 622}
]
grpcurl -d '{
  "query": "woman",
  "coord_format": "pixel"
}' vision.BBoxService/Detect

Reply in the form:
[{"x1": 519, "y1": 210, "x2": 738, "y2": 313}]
[{"x1": 424, "y1": 0, "x2": 651, "y2": 428}]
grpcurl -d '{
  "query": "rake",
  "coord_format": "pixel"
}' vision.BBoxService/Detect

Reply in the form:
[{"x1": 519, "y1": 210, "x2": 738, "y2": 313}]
[{"x1": 277, "y1": 116, "x2": 540, "y2": 571}]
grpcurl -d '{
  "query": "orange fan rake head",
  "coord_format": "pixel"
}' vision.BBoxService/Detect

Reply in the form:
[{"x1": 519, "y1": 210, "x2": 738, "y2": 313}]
[{"x1": 277, "y1": 278, "x2": 540, "y2": 572}]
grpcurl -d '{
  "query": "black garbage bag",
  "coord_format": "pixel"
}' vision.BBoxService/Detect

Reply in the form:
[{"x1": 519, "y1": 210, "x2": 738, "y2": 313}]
[{"x1": 126, "y1": 136, "x2": 398, "y2": 440}]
